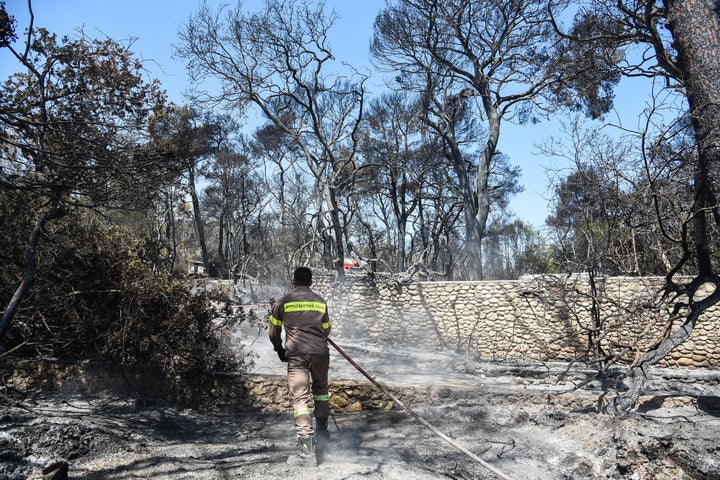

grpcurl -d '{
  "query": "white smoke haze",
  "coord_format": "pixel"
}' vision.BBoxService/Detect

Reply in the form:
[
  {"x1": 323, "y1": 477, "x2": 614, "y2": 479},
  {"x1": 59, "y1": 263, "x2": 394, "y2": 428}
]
[{"x1": 232, "y1": 310, "x2": 466, "y2": 381}]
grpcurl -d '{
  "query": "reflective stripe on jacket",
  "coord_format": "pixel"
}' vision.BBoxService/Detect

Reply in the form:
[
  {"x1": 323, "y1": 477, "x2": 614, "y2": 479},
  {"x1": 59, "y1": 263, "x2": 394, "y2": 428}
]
[{"x1": 269, "y1": 286, "x2": 330, "y2": 355}]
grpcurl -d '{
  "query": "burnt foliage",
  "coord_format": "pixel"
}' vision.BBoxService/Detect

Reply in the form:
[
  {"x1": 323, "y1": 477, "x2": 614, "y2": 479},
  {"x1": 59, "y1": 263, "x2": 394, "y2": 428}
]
[{"x1": 0, "y1": 193, "x2": 238, "y2": 374}]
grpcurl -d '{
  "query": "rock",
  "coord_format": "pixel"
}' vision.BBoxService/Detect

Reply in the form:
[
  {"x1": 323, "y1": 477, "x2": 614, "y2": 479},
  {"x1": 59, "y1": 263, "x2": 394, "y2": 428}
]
[
  {"x1": 330, "y1": 393, "x2": 350, "y2": 408},
  {"x1": 26, "y1": 461, "x2": 69, "y2": 480}
]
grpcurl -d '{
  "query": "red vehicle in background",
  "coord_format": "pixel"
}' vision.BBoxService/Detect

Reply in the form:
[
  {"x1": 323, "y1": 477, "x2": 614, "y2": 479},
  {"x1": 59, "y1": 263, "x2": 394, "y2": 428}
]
[{"x1": 342, "y1": 258, "x2": 367, "y2": 273}]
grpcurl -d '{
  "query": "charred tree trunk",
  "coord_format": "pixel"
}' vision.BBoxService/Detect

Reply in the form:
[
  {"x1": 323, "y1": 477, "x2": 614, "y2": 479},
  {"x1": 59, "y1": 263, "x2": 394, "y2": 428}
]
[
  {"x1": 0, "y1": 203, "x2": 67, "y2": 341},
  {"x1": 164, "y1": 195, "x2": 178, "y2": 274},
  {"x1": 324, "y1": 182, "x2": 346, "y2": 281},
  {"x1": 667, "y1": 0, "x2": 720, "y2": 276},
  {"x1": 607, "y1": 0, "x2": 720, "y2": 415},
  {"x1": 447, "y1": 138, "x2": 484, "y2": 281},
  {"x1": 606, "y1": 275, "x2": 720, "y2": 416},
  {"x1": 188, "y1": 166, "x2": 211, "y2": 276}
]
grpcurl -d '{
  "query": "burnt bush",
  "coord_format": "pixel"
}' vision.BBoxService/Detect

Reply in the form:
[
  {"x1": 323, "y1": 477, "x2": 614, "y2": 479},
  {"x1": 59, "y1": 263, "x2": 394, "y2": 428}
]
[{"x1": 1, "y1": 198, "x2": 238, "y2": 374}]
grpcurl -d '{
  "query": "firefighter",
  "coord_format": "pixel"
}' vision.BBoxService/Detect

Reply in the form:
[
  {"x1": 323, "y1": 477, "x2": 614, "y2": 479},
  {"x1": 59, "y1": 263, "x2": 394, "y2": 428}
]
[{"x1": 269, "y1": 266, "x2": 331, "y2": 466}]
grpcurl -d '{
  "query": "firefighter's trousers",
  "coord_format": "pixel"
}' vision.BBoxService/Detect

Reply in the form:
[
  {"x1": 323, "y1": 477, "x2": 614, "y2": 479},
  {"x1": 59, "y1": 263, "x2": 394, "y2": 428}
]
[{"x1": 287, "y1": 354, "x2": 330, "y2": 437}]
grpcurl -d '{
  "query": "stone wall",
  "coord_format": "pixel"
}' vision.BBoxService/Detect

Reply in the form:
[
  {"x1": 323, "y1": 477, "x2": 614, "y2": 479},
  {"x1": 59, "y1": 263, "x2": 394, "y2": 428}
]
[
  {"x1": 8, "y1": 270, "x2": 720, "y2": 414},
  {"x1": 4, "y1": 360, "x2": 452, "y2": 414},
  {"x1": 312, "y1": 274, "x2": 720, "y2": 369}
]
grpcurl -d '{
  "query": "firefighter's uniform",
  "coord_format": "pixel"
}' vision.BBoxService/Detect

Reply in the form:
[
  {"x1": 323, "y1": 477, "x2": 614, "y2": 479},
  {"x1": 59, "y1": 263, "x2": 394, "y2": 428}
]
[{"x1": 269, "y1": 285, "x2": 331, "y2": 440}]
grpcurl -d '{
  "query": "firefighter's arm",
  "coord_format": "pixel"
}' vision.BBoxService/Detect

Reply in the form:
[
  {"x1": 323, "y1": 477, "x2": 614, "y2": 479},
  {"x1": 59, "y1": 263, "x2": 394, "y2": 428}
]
[
  {"x1": 322, "y1": 307, "x2": 331, "y2": 338},
  {"x1": 268, "y1": 303, "x2": 285, "y2": 357}
]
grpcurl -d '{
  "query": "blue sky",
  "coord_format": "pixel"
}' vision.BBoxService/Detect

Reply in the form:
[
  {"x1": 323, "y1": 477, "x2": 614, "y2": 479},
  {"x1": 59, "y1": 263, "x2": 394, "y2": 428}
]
[
  {"x1": 1, "y1": 0, "x2": 385, "y2": 99},
  {"x1": 1, "y1": 0, "x2": 661, "y2": 229}
]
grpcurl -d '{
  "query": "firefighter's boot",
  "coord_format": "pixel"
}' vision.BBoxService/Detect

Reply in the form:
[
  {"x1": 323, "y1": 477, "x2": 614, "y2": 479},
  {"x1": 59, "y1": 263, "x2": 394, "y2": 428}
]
[
  {"x1": 315, "y1": 416, "x2": 330, "y2": 462},
  {"x1": 316, "y1": 416, "x2": 329, "y2": 441},
  {"x1": 287, "y1": 435, "x2": 317, "y2": 467}
]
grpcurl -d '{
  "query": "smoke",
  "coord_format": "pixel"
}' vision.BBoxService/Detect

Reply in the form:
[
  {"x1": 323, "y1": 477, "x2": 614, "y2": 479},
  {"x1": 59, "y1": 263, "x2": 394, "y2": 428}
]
[
  {"x1": 326, "y1": 309, "x2": 466, "y2": 384},
  {"x1": 230, "y1": 307, "x2": 469, "y2": 382},
  {"x1": 231, "y1": 313, "x2": 284, "y2": 376}
]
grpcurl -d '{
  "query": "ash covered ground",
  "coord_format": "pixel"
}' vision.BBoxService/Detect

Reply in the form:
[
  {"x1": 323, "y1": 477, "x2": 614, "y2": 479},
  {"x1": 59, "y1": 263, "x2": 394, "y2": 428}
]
[{"x1": 3, "y1": 320, "x2": 720, "y2": 480}]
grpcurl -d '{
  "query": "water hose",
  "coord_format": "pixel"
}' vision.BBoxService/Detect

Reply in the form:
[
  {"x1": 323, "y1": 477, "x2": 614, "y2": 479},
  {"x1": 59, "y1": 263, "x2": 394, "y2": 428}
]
[{"x1": 327, "y1": 337, "x2": 514, "y2": 480}]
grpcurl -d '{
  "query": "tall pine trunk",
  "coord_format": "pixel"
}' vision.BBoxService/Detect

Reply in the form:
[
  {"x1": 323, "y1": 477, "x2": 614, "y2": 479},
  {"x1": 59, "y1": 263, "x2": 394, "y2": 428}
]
[{"x1": 607, "y1": 0, "x2": 720, "y2": 415}]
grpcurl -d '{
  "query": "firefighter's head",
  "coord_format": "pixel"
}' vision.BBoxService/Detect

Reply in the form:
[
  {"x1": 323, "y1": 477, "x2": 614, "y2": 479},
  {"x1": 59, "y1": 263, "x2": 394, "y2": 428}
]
[{"x1": 292, "y1": 266, "x2": 312, "y2": 287}]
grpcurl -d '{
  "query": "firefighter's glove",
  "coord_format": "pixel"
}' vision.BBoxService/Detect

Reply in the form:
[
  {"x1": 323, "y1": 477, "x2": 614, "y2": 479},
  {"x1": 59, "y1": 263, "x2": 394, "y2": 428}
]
[{"x1": 276, "y1": 347, "x2": 287, "y2": 363}]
